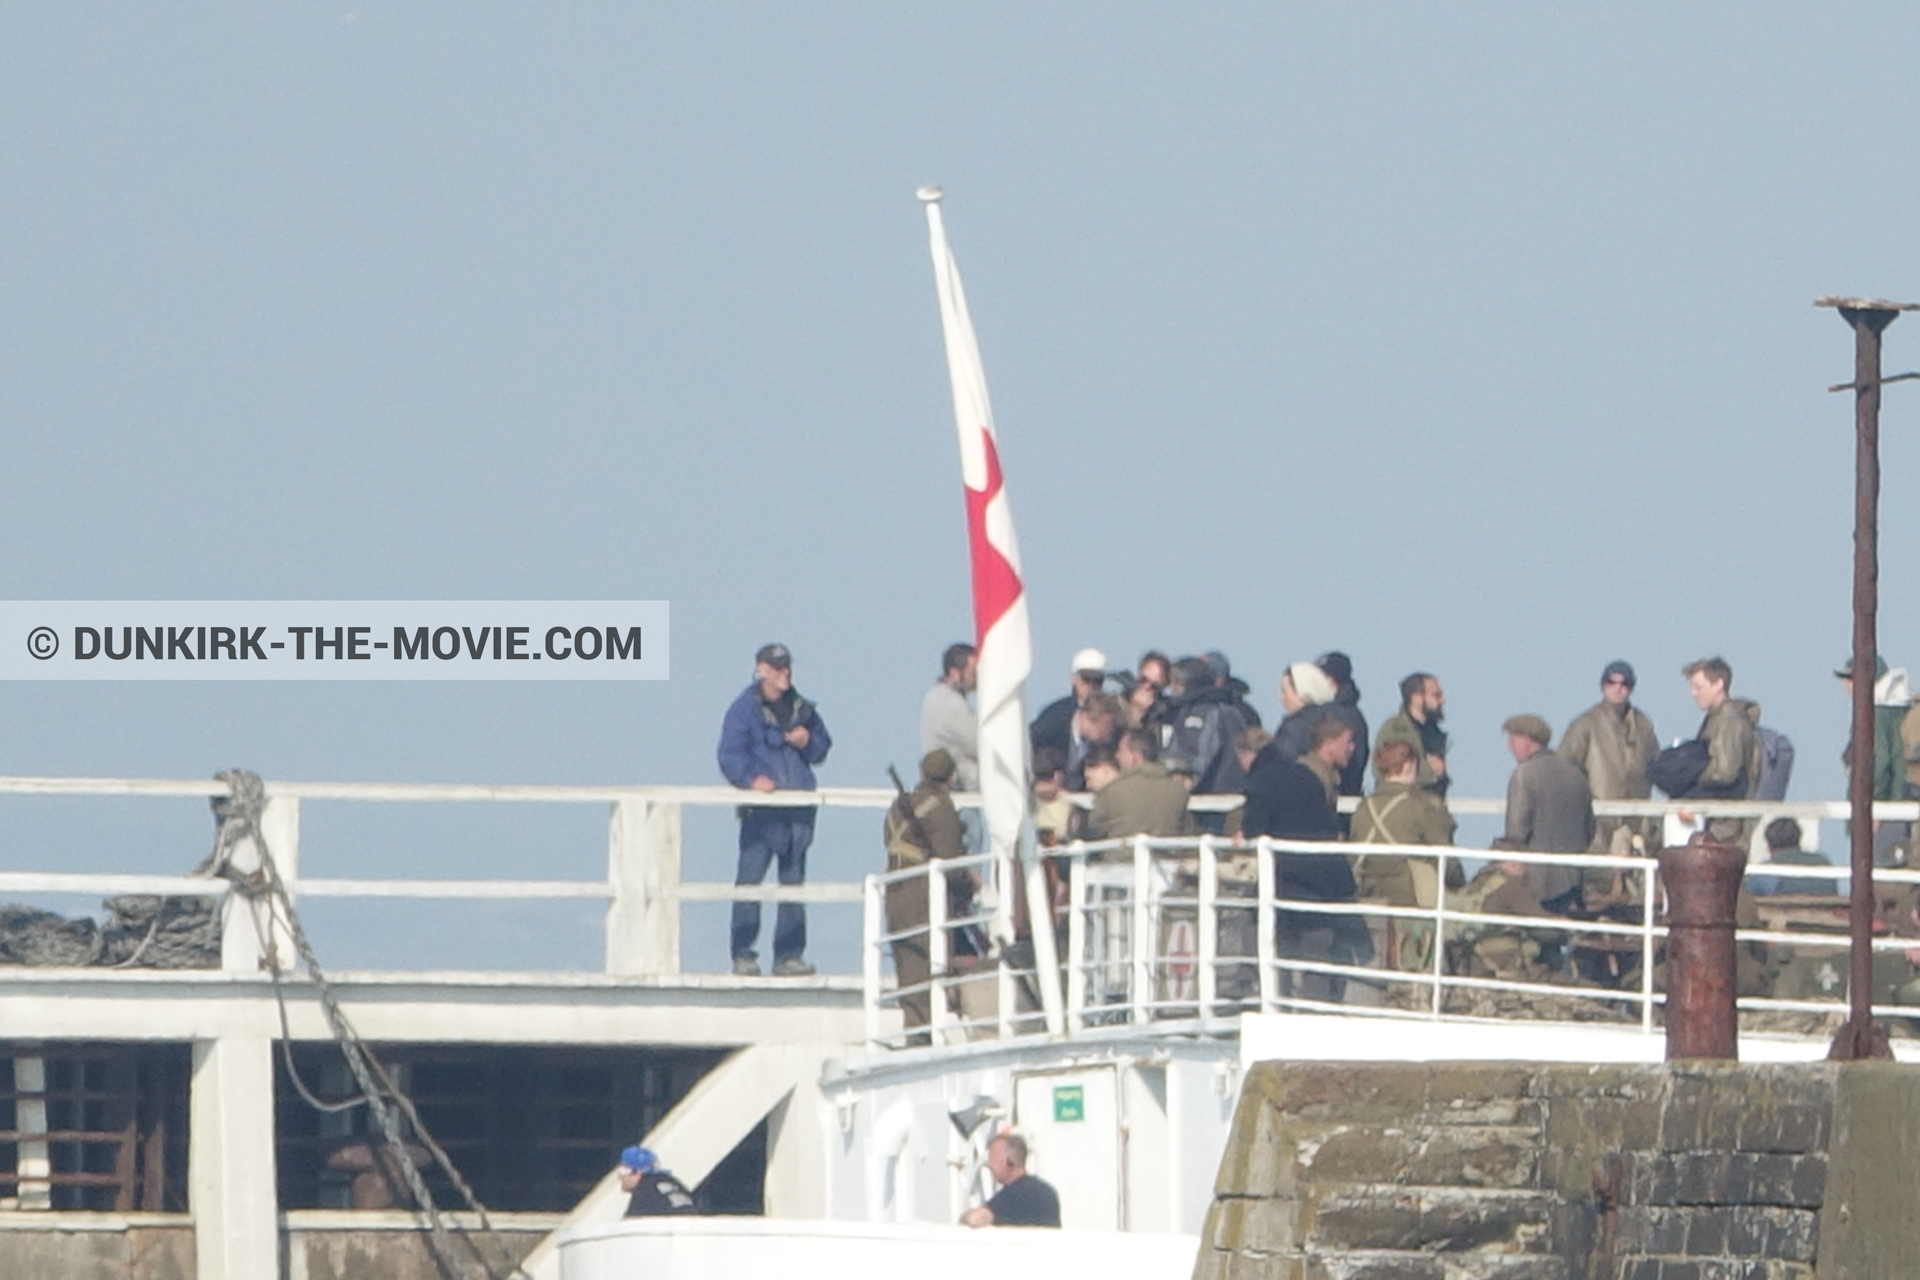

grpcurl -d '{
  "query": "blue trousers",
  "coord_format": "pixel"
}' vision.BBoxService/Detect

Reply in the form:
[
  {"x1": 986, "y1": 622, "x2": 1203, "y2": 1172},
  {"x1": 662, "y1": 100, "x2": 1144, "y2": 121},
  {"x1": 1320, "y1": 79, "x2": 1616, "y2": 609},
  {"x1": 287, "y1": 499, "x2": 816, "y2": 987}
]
[{"x1": 732, "y1": 808, "x2": 815, "y2": 962}]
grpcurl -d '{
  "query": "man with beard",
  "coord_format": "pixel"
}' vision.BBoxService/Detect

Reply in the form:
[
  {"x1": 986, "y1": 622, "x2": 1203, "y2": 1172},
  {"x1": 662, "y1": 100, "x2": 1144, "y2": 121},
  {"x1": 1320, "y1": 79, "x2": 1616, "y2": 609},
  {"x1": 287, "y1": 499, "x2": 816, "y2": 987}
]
[
  {"x1": 1375, "y1": 672, "x2": 1450, "y2": 798},
  {"x1": 1560, "y1": 660, "x2": 1659, "y2": 854},
  {"x1": 920, "y1": 642, "x2": 979, "y2": 792}
]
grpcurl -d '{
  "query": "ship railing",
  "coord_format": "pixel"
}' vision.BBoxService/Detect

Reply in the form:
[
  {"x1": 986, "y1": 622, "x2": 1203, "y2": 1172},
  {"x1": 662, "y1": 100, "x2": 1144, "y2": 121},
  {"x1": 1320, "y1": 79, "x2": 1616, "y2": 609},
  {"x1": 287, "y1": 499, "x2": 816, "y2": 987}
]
[
  {"x1": 0, "y1": 773, "x2": 1904, "y2": 980},
  {"x1": 859, "y1": 829, "x2": 1920, "y2": 1052}
]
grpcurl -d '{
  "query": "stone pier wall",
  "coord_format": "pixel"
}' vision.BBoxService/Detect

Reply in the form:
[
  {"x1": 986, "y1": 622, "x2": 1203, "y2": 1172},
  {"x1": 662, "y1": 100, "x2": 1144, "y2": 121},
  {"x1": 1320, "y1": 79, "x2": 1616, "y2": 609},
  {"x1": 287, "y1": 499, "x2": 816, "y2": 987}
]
[{"x1": 1196, "y1": 1060, "x2": 1920, "y2": 1280}]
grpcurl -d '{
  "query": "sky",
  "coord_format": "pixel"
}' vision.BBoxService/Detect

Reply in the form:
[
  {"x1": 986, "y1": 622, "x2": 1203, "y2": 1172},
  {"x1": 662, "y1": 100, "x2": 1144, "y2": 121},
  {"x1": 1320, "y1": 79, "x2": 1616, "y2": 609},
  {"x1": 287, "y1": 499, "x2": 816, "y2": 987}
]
[{"x1": 4, "y1": 5, "x2": 1920, "y2": 974}]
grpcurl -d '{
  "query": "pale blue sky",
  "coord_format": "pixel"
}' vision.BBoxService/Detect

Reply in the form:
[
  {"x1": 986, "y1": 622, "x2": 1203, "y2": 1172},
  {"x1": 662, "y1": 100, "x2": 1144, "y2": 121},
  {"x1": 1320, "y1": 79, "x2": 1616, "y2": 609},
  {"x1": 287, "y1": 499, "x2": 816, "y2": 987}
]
[{"x1": 4, "y1": 6, "x2": 1920, "y2": 971}]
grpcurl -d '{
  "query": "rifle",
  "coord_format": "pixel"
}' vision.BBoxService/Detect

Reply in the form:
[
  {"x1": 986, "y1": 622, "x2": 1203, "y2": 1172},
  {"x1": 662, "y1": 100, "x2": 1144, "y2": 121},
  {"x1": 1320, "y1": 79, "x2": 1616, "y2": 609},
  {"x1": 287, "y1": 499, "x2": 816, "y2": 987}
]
[{"x1": 886, "y1": 765, "x2": 989, "y2": 959}]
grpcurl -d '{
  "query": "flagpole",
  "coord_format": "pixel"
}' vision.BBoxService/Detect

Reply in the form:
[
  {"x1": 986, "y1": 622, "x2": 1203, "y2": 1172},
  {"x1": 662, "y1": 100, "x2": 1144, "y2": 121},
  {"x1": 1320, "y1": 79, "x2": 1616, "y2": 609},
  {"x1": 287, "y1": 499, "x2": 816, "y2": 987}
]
[{"x1": 918, "y1": 185, "x2": 1063, "y2": 1036}]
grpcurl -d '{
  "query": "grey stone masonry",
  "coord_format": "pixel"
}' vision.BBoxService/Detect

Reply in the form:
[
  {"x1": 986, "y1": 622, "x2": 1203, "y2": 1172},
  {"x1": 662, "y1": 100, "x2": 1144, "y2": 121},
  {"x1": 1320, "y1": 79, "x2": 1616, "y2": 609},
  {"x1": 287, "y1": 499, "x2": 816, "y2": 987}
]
[{"x1": 1194, "y1": 1060, "x2": 1920, "y2": 1280}]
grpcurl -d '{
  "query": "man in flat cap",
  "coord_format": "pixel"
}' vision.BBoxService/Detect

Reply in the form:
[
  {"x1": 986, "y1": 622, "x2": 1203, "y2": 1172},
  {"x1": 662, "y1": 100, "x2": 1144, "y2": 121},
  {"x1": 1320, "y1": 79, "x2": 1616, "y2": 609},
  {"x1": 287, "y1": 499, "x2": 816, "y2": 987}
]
[
  {"x1": 1560, "y1": 661, "x2": 1659, "y2": 855},
  {"x1": 1501, "y1": 714, "x2": 1595, "y2": 917},
  {"x1": 717, "y1": 643, "x2": 833, "y2": 976}
]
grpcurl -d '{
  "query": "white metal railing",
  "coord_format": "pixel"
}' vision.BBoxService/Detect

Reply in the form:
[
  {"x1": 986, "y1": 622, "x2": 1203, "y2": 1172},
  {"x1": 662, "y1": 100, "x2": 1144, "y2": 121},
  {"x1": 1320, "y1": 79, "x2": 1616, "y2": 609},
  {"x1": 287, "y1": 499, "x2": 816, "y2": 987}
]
[
  {"x1": 0, "y1": 773, "x2": 1906, "y2": 984},
  {"x1": 860, "y1": 830, "x2": 1920, "y2": 1052}
]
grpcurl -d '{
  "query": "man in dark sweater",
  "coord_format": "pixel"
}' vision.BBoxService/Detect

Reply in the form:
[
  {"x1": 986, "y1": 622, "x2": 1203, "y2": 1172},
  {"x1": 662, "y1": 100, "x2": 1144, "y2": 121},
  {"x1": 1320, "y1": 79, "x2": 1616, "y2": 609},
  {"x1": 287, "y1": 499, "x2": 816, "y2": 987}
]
[
  {"x1": 1240, "y1": 718, "x2": 1372, "y2": 1001},
  {"x1": 961, "y1": 1132, "x2": 1060, "y2": 1228},
  {"x1": 618, "y1": 1145, "x2": 697, "y2": 1217}
]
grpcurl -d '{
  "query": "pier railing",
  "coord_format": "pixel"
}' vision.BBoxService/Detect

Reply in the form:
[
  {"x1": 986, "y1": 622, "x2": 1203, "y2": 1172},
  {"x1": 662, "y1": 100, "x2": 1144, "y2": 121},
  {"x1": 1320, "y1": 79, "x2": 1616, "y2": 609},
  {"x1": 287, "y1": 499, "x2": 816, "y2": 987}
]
[{"x1": 0, "y1": 774, "x2": 1906, "y2": 992}]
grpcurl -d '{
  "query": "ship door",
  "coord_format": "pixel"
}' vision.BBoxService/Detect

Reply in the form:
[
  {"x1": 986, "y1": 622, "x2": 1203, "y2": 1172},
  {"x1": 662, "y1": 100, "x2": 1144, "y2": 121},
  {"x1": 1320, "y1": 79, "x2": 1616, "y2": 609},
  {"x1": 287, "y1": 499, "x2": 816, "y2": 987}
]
[{"x1": 1012, "y1": 1066, "x2": 1120, "y2": 1231}]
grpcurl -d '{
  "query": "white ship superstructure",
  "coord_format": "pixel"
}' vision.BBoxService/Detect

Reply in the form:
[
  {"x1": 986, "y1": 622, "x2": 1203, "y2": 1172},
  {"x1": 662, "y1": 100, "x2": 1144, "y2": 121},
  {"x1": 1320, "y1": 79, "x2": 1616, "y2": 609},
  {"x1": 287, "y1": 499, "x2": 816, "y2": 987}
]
[{"x1": 0, "y1": 774, "x2": 1907, "y2": 1280}]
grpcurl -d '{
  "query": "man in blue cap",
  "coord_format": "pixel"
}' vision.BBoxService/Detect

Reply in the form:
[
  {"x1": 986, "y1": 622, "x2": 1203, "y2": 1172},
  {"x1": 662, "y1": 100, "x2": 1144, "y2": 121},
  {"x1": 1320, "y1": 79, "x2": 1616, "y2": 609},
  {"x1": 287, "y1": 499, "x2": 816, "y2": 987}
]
[
  {"x1": 618, "y1": 1145, "x2": 697, "y2": 1217},
  {"x1": 717, "y1": 642, "x2": 833, "y2": 976}
]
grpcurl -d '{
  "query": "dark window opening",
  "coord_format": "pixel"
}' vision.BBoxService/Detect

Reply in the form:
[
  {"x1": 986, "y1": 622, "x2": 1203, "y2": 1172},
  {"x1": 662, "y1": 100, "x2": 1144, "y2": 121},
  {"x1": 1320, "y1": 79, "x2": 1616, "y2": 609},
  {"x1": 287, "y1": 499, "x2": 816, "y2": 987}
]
[
  {"x1": 0, "y1": 1043, "x2": 190, "y2": 1211},
  {"x1": 276, "y1": 1044, "x2": 750, "y2": 1213}
]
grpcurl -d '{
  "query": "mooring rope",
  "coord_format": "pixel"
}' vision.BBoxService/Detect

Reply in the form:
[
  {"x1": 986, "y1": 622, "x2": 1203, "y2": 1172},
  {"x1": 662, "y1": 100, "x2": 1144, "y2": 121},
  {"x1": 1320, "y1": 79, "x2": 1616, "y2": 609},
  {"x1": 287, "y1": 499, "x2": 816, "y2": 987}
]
[{"x1": 207, "y1": 768, "x2": 529, "y2": 1280}]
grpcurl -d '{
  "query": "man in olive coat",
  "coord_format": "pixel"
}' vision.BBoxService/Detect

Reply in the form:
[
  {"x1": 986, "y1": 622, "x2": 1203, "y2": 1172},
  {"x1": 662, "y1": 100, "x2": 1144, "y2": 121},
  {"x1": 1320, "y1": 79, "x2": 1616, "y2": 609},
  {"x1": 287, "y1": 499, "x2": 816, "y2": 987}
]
[
  {"x1": 1501, "y1": 714, "x2": 1595, "y2": 914},
  {"x1": 1681, "y1": 657, "x2": 1764, "y2": 847},
  {"x1": 1560, "y1": 660, "x2": 1659, "y2": 854},
  {"x1": 1085, "y1": 730, "x2": 1195, "y2": 843}
]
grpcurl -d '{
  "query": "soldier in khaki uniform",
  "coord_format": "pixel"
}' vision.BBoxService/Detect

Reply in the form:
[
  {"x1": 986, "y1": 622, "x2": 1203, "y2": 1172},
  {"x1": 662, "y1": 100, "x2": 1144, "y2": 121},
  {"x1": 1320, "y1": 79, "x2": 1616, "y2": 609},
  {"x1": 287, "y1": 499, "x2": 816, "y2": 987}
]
[
  {"x1": 883, "y1": 749, "x2": 971, "y2": 1042},
  {"x1": 1352, "y1": 740, "x2": 1458, "y2": 972}
]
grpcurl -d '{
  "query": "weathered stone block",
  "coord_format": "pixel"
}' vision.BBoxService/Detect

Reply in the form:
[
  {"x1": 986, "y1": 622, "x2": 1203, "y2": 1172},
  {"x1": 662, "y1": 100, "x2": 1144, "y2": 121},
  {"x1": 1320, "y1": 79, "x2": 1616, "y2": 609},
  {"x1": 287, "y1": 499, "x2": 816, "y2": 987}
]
[
  {"x1": 1786, "y1": 1155, "x2": 1824, "y2": 1208},
  {"x1": 1217, "y1": 1094, "x2": 1303, "y2": 1198},
  {"x1": 1404, "y1": 1126, "x2": 1541, "y2": 1189},
  {"x1": 1683, "y1": 1206, "x2": 1729, "y2": 1256},
  {"x1": 1305, "y1": 1187, "x2": 1425, "y2": 1251},
  {"x1": 1240, "y1": 1196, "x2": 1304, "y2": 1254},
  {"x1": 1303, "y1": 1249, "x2": 1444, "y2": 1280},
  {"x1": 1617, "y1": 1205, "x2": 1689, "y2": 1255},
  {"x1": 1225, "y1": 1247, "x2": 1304, "y2": 1280},
  {"x1": 1758, "y1": 1208, "x2": 1816, "y2": 1263},
  {"x1": 1442, "y1": 1257, "x2": 1570, "y2": 1280}
]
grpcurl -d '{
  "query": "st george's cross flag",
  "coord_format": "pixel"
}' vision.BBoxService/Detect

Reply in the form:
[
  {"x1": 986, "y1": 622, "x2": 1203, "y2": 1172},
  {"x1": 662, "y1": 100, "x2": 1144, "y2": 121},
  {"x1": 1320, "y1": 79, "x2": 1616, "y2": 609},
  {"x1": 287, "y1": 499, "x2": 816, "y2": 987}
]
[{"x1": 918, "y1": 187, "x2": 1061, "y2": 1030}]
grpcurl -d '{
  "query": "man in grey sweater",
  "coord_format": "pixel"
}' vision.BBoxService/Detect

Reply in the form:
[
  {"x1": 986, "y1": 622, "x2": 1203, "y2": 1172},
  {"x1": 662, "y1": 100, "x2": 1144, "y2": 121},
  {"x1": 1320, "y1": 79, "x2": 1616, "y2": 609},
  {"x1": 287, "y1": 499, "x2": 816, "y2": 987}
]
[{"x1": 921, "y1": 643, "x2": 979, "y2": 791}]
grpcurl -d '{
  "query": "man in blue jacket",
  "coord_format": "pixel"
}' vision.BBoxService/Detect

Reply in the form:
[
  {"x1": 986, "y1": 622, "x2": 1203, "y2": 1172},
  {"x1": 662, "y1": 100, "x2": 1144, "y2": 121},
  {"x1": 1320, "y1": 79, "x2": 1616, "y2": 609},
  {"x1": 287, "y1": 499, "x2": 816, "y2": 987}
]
[{"x1": 717, "y1": 643, "x2": 832, "y2": 976}]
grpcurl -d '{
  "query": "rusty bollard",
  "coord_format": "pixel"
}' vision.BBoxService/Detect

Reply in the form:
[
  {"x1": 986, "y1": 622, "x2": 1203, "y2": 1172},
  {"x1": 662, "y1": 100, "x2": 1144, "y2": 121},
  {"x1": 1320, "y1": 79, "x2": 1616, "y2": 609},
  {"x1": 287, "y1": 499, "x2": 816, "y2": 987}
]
[{"x1": 1657, "y1": 837, "x2": 1747, "y2": 1060}]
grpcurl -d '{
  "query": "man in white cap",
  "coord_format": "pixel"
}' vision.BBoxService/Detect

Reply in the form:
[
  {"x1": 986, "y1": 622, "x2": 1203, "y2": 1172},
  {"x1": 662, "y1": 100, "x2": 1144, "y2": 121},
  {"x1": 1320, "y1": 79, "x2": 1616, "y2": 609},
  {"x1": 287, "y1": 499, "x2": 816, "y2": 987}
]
[
  {"x1": 1271, "y1": 660, "x2": 1339, "y2": 765},
  {"x1": 1028, "y1": 647, "x2": 1108, "y2": 762}
]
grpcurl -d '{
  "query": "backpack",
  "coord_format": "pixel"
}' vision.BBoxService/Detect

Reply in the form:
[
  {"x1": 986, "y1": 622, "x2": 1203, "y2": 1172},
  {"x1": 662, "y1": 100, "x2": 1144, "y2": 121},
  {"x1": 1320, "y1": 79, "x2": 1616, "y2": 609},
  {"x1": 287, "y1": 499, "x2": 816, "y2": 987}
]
[
  {"x1": 1648, "y1": 739, "x2": 1709, "y2": 799},
  {"x1": 1749, "y1": 727, "x2": 1795, "y2": 801}
]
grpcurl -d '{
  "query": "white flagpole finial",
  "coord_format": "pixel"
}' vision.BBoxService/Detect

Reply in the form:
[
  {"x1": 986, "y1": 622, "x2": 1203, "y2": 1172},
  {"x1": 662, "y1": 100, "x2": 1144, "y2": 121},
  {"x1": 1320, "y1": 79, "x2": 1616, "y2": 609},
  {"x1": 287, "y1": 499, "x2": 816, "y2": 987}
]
[{"x1": 916, "y1": 185, "x2": 945, "y2": 204}]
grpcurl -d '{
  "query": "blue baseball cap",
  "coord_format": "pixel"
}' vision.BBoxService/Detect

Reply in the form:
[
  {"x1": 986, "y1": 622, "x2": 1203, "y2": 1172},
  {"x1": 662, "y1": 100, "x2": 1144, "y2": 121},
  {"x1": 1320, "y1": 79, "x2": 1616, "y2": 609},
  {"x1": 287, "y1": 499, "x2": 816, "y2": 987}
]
[{"x1": 620, "y1": 1145, "x2": 657, "y2": 1174}]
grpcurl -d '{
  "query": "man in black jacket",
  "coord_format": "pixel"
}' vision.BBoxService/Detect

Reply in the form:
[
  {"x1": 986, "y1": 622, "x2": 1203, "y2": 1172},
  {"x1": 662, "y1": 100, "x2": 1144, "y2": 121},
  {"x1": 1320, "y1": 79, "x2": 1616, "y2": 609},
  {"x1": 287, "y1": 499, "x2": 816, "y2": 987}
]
[
  {"x1": 1240, "y1": 718, "x2": 1372, "y2": 1001},
  {"x1": 1028, "y1": 647, "x2": 1107, "y2": 760},
  {"x1": 618, "y1": 1146, "x2": 697, "y2": 1217}
]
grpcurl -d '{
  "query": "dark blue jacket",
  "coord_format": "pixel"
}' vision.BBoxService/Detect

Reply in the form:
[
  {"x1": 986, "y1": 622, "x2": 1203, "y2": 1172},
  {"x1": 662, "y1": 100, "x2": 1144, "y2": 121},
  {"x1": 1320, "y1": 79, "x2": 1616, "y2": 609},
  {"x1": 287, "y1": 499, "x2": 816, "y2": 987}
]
[{"x1": 717, "y1": 683, "x2": 832, "y2": 793}]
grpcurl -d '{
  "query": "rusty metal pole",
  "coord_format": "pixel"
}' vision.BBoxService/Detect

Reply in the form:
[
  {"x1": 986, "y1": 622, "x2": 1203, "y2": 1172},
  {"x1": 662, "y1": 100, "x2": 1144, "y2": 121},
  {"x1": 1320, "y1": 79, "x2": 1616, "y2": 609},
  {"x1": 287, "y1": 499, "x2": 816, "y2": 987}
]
[
  {"x1": 1658, "y1": 838, "x2": 1746, "y2": 1059},
  {"x1": 1817, "y1": 295, "x2": 1918, "y2": 1060}
]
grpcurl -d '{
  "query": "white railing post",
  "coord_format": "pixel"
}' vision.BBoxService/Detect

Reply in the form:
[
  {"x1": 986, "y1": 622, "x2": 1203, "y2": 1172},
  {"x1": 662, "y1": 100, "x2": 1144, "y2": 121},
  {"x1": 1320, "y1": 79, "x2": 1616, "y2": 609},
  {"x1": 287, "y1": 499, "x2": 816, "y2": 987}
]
[
  {"x1": 1067, "y1": 853, "x2": 1088, "y2": 1031},
  {"x1": 14, "y1": 1054, "x2": 48, "y2": 1209},
  {"x1": 1641, "y1": 855, "x2": 1658, "y2": 1034},
  {"x1": 222, "y1": 794, "x2": 300, "y2": 973},
  {"x1": 928, "y1": 859, "x2": 950, "y2": 1039},
  {"x1": 605, "y1": 799, "x2": 682, "y2": 977},
  {"x1": 863, "y1": 874, "x2": 884, "y2": 1050},
  {"x1": 1255, "y1": 838, "x2": 1277, "y2": 1011},
  {"x1": 1197, "y1": 835, "x2": 1218, "y2": 1025},
  {"x1": 1132, "y1": 835, "x2": 1153, "y2": 1023},
  {"x1": 1431, "y1": 848, "x2": 1448, "y2": 1018}
]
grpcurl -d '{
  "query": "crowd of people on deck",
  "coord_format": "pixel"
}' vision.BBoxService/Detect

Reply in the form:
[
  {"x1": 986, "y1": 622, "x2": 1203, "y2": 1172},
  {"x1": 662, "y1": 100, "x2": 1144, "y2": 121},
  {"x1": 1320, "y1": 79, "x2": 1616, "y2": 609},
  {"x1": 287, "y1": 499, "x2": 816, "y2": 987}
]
[{"x1": 717, "y1": 639, "x2": 1920, "y2": 1011}]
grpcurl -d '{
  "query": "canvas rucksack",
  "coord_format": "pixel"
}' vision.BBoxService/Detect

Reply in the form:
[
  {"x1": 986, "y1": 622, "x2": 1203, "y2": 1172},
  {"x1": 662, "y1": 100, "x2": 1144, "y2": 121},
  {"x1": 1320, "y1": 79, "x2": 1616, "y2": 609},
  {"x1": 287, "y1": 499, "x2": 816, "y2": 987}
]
[{"x1": 1749, "y1": 726, "x2": 1795, "y2": 802}]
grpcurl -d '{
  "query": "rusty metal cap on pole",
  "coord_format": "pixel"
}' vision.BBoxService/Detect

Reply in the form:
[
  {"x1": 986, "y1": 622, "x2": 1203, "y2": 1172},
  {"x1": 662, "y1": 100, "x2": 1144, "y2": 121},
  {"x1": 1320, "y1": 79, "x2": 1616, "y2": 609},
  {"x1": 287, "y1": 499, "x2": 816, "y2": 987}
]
[{"x1": 1656, "y1": 835, "x2": 1747, "y2": 1061}]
